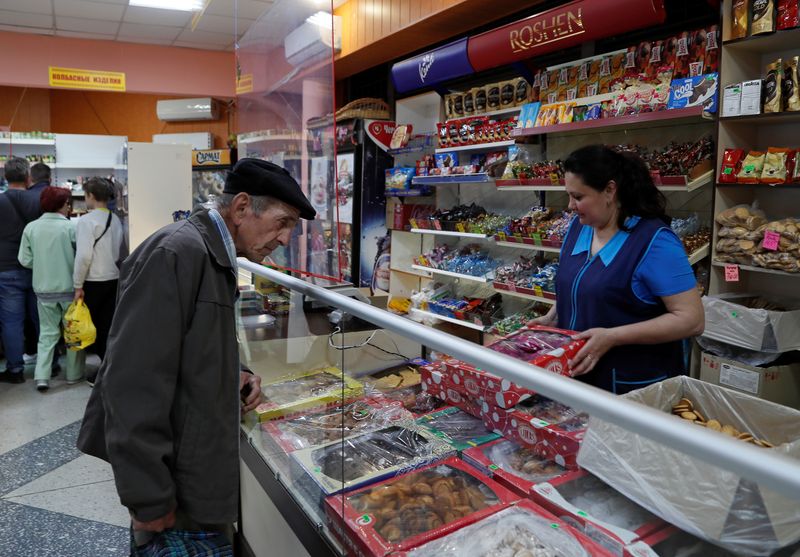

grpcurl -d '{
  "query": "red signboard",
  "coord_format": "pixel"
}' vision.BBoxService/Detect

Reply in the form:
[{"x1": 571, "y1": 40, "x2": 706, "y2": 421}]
[{"x1": 467, "y1": 0, "x2": 667, "y2": 72}]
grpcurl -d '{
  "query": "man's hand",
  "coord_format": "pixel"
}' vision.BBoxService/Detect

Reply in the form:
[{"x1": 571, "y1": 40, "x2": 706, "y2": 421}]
[
  {"x1": 240, "y1": 371, "x2": 262, "y2": 414},
  {"x1": 132, "y1": 509, "x2": 176, "y2": 533},
  {"x1": 73, "y1": 288, "x2": 84, "y2": 302}
]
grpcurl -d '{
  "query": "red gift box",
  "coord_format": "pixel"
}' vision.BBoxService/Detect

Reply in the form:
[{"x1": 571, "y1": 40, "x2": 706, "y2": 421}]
[
  {"x1": 324, "y1": 457, "x2": 518, "y2": 557},
  {"x1": 480, "y1": 399, "x2": 587, "y2": 469},
  {"x1": 461, "y1": 438, "x2": 571, "y2": 497},
  {"x1": 530, "y1": 470, "x2": 669, "y2": 557},
  {"x1": 420, "y1": 363, "x2": 488, "y2": 419},
  {"x1": 624, "y1": 526, "x2": 727, "y2": 557}
]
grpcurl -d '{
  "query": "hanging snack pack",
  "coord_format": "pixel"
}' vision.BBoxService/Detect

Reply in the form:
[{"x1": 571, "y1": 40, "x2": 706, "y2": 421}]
[
  {"x1": 733, "y1": 0, "x2": 750, "y2": 38},
  {"x1": 752, "y1": 0, "x2": 777, "y2": 34},
  {"x1": 784, "y1": 56, "x2": 800, "y2": 111},
  {"x1": 500, "y1": 80, "x2": 516, "y2": 107},
  {"x1": 719, "y1": 148, "x2": 746, "y2": 182},
  {"x1": 760, "y1": 147, "x2": 791, "y2": 183},
  {"x1": 778, "y1": 0, "x2": 800, "y2": 28},
  {"x1": 737, "y1": 151, "x2": 768, "y2": 183},
  {"x1": 764, "y1": 59, "x2": 783, "y2": 113}
]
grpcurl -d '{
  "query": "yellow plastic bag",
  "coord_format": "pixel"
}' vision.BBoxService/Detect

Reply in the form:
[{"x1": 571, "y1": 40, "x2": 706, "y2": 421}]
[{"x1": 64, "y1": 300, "x2": 96, "y2": 351}]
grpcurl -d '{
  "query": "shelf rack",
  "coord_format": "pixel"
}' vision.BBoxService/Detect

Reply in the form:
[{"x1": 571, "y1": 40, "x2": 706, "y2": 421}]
[
  {"x1": 410, "y1": 265, "x2": 492, "y2": 283},
  {"x1": 410, "y1": 229, "x2": 492, "y2": 239}
]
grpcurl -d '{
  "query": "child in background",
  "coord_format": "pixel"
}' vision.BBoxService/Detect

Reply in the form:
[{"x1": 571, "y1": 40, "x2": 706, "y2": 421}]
[{"x1": 18, "y1": 186, "x2": 86, "y2": 392}]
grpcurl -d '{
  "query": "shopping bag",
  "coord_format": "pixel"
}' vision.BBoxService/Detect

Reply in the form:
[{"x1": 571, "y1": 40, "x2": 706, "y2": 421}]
[
  {"x1": 64, "y1": 299, "x2": 96, "y2": 351},
  {"x1": 130, "y1": 529, "x2": 233, "y2": 557}
]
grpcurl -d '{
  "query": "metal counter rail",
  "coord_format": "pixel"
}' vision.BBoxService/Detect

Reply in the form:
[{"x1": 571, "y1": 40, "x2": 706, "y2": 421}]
[{"x1": 239, "y1": 259, "x2": 800, "y2": 500}]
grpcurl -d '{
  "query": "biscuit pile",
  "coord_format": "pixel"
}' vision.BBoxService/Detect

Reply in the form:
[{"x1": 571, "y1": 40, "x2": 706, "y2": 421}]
[{"x1": 671, "y1": 398, "x2": 774, "y2": 448}]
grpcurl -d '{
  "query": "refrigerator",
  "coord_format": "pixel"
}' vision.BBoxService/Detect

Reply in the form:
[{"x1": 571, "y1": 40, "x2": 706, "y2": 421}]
[{"x1": 191, "y1": 149, "x2": 236, "y2": 207}]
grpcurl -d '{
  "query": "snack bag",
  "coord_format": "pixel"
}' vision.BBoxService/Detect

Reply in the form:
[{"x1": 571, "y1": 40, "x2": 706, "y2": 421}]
[
  {"x1": 704, "y1": 25, "x2": 720, "y2": 74},
  {"x1": 764, "y1": 59, "x2": 783, "y2": 113},
  {"x1": 566, "y1": 65, "x2": 579, "y2": 101},
  {"x1": 720, "y1": 148, "x2": 746, "y2": 182},
  {"x1": 673, "y1": 31, "x2": 692, "y2": 79},
  {"x1": 732, "y1": 0, "x2": 750, "y2": 37},
  {"x1": 736, "y1": 151, "x2": 767, "y2": 183},
  {"x1": 778, "y1": 0, "x2": 800, "y2": 28},
  {"x1": 760, "y1": 147, "x2": 791, "y2": 183},
  {"x1": 577, "y1": 60, "x2": 591, "y2": 97},
  {"x1": 64, "y1": 300, "x2": 96, "y2": 351},
  {"x1": 784, "y1": 56, "x2": 800, "y2": 111},
  {"x1": 752, "y1": 0, "x2": 777, "y2": 34},
  {"x1": 586, "y1": 59, "x2": 601, "y2": 96}
]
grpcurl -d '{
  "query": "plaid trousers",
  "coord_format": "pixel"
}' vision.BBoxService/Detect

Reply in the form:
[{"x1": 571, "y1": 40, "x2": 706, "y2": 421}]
[{"x1": 130, "y1": 528, "x2": 233, "y2": 557}]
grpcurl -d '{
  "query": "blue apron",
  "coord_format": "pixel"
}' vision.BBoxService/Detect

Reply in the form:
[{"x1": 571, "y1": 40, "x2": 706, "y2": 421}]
[{"x1": 556, "y1": 217, "x2": 685, "y2": 394}]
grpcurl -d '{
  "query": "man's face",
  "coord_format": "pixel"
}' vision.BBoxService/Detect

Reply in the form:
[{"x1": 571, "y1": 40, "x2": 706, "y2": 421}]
[{"x1": 234, "y1": 198, "x2": 301, "y2": 263}]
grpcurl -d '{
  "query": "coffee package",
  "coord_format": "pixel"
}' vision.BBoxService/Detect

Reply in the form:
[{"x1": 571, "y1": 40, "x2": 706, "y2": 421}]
[
  {"x1": 732, "y1": 0, "x2": 750, "y2": 38},
  {"x1": 784, "y1": 56, "x2": 800, "y2": 111},
  {"x1": 752, "y1": 0, "x2": 776, "y2": 35},
  {"x1": 778, "y1": 0, "x2": 800, "y2": 29},
  {"x1": 760, "y1": 147, "x2": 791, "y2": 183},
  {"x1": 764, "y1": 59, "x2": 783, "y2": 113},
  {"x1": 720, "y1": 148, "x2": 746, "y2": 182},
  {"x1": 737, "y1": 151, "x2": 767, "y2": 183}
]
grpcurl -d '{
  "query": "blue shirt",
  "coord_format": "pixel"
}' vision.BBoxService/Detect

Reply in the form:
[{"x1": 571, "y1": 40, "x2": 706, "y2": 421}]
[{"x1": 565, "y1": 216, "x2": 696, "y2": 304}]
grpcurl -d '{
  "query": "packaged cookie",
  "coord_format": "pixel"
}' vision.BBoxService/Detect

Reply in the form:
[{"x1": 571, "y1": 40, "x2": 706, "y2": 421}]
[
  {"x1": 624, "y1": 45, "x2": 640, "y2": 77},
  {"x1": 737, "y1": 150, "x2": 767, "y2": 182},
  {"x1": 513, "y1": 78, "x2": 530, "y2": 106},
  {"x1": 732, "y1": 0, "x2": 750, "y2": 38},
  {"x1": 474, "y1": 86, "x2": 487, "y2": 114},
  {"x1": 689, "y1": 29, "x2": 708, "y2": 77},
  {"x1": 784, "y1": 56, "x2": 800, "y2": 111},
  {"x1": 764, "y1": 59, "x2": 783, "y2": 113},
  {"x1": 463, "y1": 89, "x2": 475, "y2": 115},
  {"x1": 715, "y1": 204, "x2": 767, "y2": 230},
  {"x1": 565, "y1": 65, "x2": 579, "y2": 100},
  {"x1": 778, "y1": 0, "x2": 800, "y2": 29},
  {"x1": 752, "y1": 0, "x2": 776, "y2": 35},
  {"x1": 673, "y1": 31, "x2": 692, "y2": 79},
  {"x1": 586, "y1": 59, "x2": 601, "y2": 96},
  {"x1": 760, "y1": 147, "x2": 791, "y2": 183},
  {"x1": 705, "y1": 25, "x2": 720, "y2": 74},
  {"x1": 719, "y1": 148, "x2": 746, "y2": 182},
  {"x1": 487, "y1": 83, "x2": 501, "y2": 109},
  {"x1": 500, "y1": 80, "x2": 516, "y2": 107},
  {"x1": 444, "y1": 94, "x2": 456, "y2": 120},
  {"x1": 452, "y1": 93, "x2": 464, "y2": 118},
  {"x1": 528, "y1": 72, "x2": 541, "y2": 103}
]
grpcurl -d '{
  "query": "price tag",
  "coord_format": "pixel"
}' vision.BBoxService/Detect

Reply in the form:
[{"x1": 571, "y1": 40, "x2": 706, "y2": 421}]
[
  {"x1": 534, "y1": 285, "x2": 544, "y2": 297},
  {"x1": 763, "y1": 230, "x2": 780, "y2": 251},
  {"x1": 409, "y1": 218, "x2": 418, "y2": 229},
  {"x1": 456, "y1": 223, "x2": 466, "y2": 233},
  {"x1": 433, "y1": 220, "x2": 442, "y2": 231},
  {"x1": 497, "y1": 231, "x2": 507, "y2": 241},
  {"x1": 723, "y1": 167, "x2": 733, "y2": 175},
  {"x1": 549, "y1": 173, "x2": 560, "y2": 185},
  {"x1": 724, "y1": 264, "x2": 739, "y2": 282},
  {"x1": 531, "y1": 233, "x2": 542, "y2": 245}
]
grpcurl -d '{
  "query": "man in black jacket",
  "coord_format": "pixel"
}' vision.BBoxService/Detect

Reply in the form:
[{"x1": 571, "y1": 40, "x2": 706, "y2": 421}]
[{"x1": 77, "y1": 159, "x2": 315, "y2": 550}]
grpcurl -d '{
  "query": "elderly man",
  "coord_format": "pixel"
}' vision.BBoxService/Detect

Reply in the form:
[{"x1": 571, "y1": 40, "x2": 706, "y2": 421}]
[{"x1": 77, "y1": 159, "x2": 315, "y2": 552}]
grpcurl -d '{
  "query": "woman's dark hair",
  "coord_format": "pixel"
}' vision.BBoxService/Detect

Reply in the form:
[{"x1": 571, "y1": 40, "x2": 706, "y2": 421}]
[
  {"x1": 40, "y1": 186, "x2": 71, "y2": 213},
  {"x1": 564, "y1": 144, "x2": 669, "y2": 230},
  {"x1": 83, "y1": 177, "x2": 114, "y2": 202}
]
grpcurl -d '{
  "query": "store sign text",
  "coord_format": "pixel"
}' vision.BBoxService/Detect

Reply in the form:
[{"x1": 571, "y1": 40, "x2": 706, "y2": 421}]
[
  {"x1": 49, "y1": 67, "x2": 126, "y2": 92},
  {"x1": 509, "y1": 9, "x2": 584, "y2": 54}
]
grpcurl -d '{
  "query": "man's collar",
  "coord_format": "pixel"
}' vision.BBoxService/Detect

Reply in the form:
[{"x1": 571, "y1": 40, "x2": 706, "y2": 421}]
[{"x1": 188, "y1": 208, "x2": 235, "y2": 270}]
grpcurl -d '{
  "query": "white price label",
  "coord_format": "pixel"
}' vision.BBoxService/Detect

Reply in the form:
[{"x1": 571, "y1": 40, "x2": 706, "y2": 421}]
[{"x1": 720, "y1": 363, "x2": 760, "y2": 395}]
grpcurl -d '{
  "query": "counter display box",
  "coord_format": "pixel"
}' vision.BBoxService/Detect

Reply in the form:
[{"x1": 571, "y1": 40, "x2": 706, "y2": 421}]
[
  {"x1": 462, "y1": 438, "x2": 570, "y2": 497},
  {"x1": 260, "y1": 398, "x2": 412, "y2": 454},
  {"x1": 324, "y1": 457, "x2": 518, "y2": 557},
  {"x1": 530, "y1": 470, "x2": 668, "y2": 557},
  {"x1": 415, "y1": 407, "x2": 499, "y2": 454},
  {"x1": 255, "y1": 367, "x2": 364, "y2": 422},
  {"x1": 481, "y1": 394, "x2": 588, "y2": 469},
  {"x1": 578, "y1": 376, "x2": 800, "y2": 556},
  {"x1": 291, "y1": 423, "x2": 454, "y2": 497},
  {"x1": 398, "y1": 500, "x2": 617, "y2": 557}
]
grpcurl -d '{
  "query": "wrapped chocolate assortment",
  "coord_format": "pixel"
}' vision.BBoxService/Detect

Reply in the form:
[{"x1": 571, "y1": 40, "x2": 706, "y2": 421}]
[
  {"x1": 414, "y1": 244, "x2": 499, "y2": 278},
  {"x1": 488, "y1": 304, "x2": 548, "y2": 336},
  {"x1": 427, "y1": 293, "x2": 504, "y2": 327},
  {"x1": 493, "y1": 259, "x2": 559, "y2": 295},
  {"x1": 413, "y1": 203, "x2": 510, "y2": 235},
  {"x1": 496, "y1": 207, "x2": 573, "y2": 246},
  {"x1": 616, "y1": 136, "x2": 714, "y2": 178},
  {"x1": 437, "y1": 115, "x2": 518, "y2": 149},
  {"x1": 671, "y1": 214, "x2": 711, "y2": 256},
  {"x1": 714, "y1": 205, "x2": 800, "y2": 272}
]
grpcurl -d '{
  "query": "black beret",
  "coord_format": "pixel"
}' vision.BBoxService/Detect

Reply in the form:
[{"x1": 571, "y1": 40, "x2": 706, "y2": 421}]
[{"x1": 224, "y1": 158, "x2": 316, "y2": 220}]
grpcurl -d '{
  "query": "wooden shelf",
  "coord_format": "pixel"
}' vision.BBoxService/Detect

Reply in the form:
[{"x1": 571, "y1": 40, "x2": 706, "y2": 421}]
[
  {"x1": 723, "y1": 27, "x2": 800, "y2": 53},
  {"x1": 712, "y1": 261, "x2": 799, "y2": 278},
  {"x1": 435, "y1": 140, "x2": 515, "y2": 154},
  {"x1": 657, "y1": 171, "x2": 714, "y2": 193},
  {"x1": 687, "y1": 243, "x2": 710, "y2": 266},
  {"x1": 410, "y1": 229, "x2": 491, "y2": 239},
  {"x1": 409, "y1": 308, "x2": 487, "y2": 331},
  {"x1": 512, "y1": 106, "x2": 714, "y2": 138},
  {"x1": 720, "y1": 111, "x2": 800, "y2": 125},
  {"x1": 495, "y1": 240, "x2": 561, "y2": 253},
  {"x1": 716, "y1": 182, "x2": 800, "y2": 189},
  {"x1": 492, "y1": 287, "x2": 556, "y2": 305},
  {"x1": 410, "y1": 264, "x2": 492, "y2": 282}
]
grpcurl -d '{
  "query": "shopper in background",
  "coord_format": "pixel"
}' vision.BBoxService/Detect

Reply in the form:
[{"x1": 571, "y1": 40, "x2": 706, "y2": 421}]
[
  {"x1": 533, "y1": 145, "x2": 704, "y2": 394},
  {"x1": 18, "y1": 186, "x2": 86, "y2": 392},
  {"x1": 28, "y1": 162, "x2": 51, "y2": 194},
  {"x1": 73, "y1": 177, "x2": 123, "y2": 381},
  {"x1": 77, "y1": 159, "x2": 316, "y2": 553},
  {"x1": 24, "y1": 162, "x2": 52, "y2": 361},
  {"x1": 0, "y1": 157, "x2": 40, "y2": 384}
]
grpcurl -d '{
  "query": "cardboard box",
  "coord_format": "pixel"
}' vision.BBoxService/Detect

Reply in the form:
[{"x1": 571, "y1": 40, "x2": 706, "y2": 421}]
[
  {"x1": 667, "y1": 73, "x2": 719, "y2": 113},
  {"x1": 578, "y1": 376, "x2": 800, "y2": 556},
  {"x1": 399, "y1": 500, "x2": 617, "y2": 556},
  {"x1": 702, "y1": 293, "x2": 800, "y2": 353},
  {"x1": 625, "y1": 526, "x2": 737, "y2": 557},
  {"x1": 461, "y1": 438, "x2": 570, "y2": 497},
  {"x1": 530, "y1": 470, "x2": 668, "y2": 557},
  {"x1": 324, "y1": 457, "x2": 518, "y2": 557},
  {"x1": 740, "y1": 79, "x2": 762, "y2": 115},
  {"x1": 722, "y1": 83, "x2": 742, "y2": 117},
  {"x1": 415, "y1": 406, "x2": 500, "y2": 453},
  {"x1": 291, "y1": 423, "x2": 454, "y2": 496},
  {"x1": 255, "y1": 367, "x2": 364, "y2": 422},
  {"x1": 700, "y1": 352, "x2": 800, "y2": 409},
  {"x1": 372, "y1": 381, "x2": 448, "y2": 417}
]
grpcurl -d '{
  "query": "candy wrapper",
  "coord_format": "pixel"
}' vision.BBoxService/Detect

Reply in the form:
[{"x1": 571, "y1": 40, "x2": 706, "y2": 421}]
[
  {"x1": 385, "y1": 167, "x2": 416, "y2": 191},
  {"x1": 462, "y1": 438, "x2": 569, "y2": 496},
  {"x1": 255, "y1": 367, "x2": 364, "y2": 422},
  {"x1": 292, "y1": 423, "x2": 454, "y2": 496},
  {"x1": 531, "y1": 471, "x2": 667, "y2": 556},
  {"x1": 261, "y1": 398, "x2": 411, "y2": 453},
  {"x1": 416, "y1": 407, "x2": 499, "y2": 453},
  {"x1": 325, "y1": 457, "x2": 518, "y2": 557},
  {"x1": 403, "y1": 500, "x2": 616, "y2": 557}
]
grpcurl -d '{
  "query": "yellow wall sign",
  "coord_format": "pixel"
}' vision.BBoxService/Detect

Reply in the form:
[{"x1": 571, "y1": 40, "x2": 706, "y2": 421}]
[
  {"x1": 192, "y1": 149, "x2": 231, "y2": 167},
  {"x1": 236, "y1": 73, "x2": 253, "y2": 94},
  {"x1": 49, "y1": 66, "x2": 126, "y2": 92}
]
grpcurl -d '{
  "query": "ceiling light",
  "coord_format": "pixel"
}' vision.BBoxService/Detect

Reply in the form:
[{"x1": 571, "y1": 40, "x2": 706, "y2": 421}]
[{"x1": 129, "y1": 0, "x2": 204, "y2": 11}]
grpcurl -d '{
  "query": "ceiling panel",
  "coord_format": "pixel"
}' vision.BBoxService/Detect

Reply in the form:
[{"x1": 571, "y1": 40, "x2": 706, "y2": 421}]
[
  {"x1": 117, "y1": 35, "x2": 174, "y2": 45},
  {"x1": 118, "y1": 22, "x2": 183, "y2": 40},
  {"x1": 0, "y1": 10, "x2": 54, "y2": 28},
  {"x1": 123, "y1": 6, "x2": 193, "y2": 27},
  {"x1": 192, "y1": 13, "x2": 252, "y2": 35},
  {"x1": 54, "y1": 0, "x2": 126, "y2": 21},
  {"x1": 176, "y1": 28, "x2": 232, "y2": 45},
  {"x1": 173, "y1": 40, "x2": 229, "y2": 51},
  {"x1": 0, "y1": 23, "x2": 53, "y2": 35},
  {"x1": 56, "y1": 16, "x2": 119, "y2": 33},
  {"x1": 56, "y1": 29, "x2": 116, "y2": 40},
  {"x1": 204, "y1": 0, "x2": 273, "y2": 20},
  {"x1": 0, "y1": 0, "x2": 53, "y2": 15}
]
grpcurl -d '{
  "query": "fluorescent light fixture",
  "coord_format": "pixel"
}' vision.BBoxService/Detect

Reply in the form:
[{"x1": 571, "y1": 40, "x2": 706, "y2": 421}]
[
  {"x1": 306, "y1": 11, "x2": 333, "y2": 29},
  {"x1": 129, "y1": 0, "x2": 204, "y2": 11}
]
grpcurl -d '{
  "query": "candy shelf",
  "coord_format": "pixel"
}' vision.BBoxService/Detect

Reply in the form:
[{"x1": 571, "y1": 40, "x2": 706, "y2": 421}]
[
  {"x1": 434, "y1": 140, "x2": 515, "y2": 154},
  {"x1": 480, "y1": 106, "x2": 522, "y2": 118},
  {"x1": 492, "y1": 282, "x2": 556, "y2": 305},
  {"x1": 716, "y1": 182, "x2": 800, "y2": 189},
  {"x1": 0, "y1": 138, "x2": 55, "y2": 146},
  {"x1": 722, "y1": 26, "x2": 800, "y2": 53},
  {"x1": 657, "y1": 171, "x2": 714, "y2": 193},
  {"x1": 238, "y1": 134, "x2": 301, "y2": 145},
  {"x1": 385, "y1": 189, "x2": 434, "y2": 197},
  {"x1": 719, "y1": 112, "x2": 800, "y2": 126},
  {"x1": 496, "y1": 183, "x2": 566, "y2": 192},
  {"x1": 412, "y1": 173, "x2": 494, "y2": 185},
  {"x1": 687, "y1": 243, "x2": 710, "y2": 266},
  {"x1": 711, "y1": 261, "x2": 799, "y2": 278},
  {"x1": 494, "y1": 240, "x2": 562, "y2": 253},
  {"x1": 410, "y1": 229, "x2": 492, "y2": 239},
  {"x1": 52, "y1": 163, "x2": 126, "y2": 170},
  {"x1": 512, "y1": 106, "x2": 713, "y2": 138},
  {"x1": 410, "y1": 307, "x2": 487, "y2": 331},
  {"x1": 410, "y1": 264, "x2": 492, "y2": 283},
  {"x1": 495, "y1": 171, "x2": 713, "y2": 193}
]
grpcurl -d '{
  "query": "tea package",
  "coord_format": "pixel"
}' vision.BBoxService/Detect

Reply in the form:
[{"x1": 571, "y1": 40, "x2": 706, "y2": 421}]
[
  {"x1": 764, "y1": 59, "x2": 783, "y2": 113},
  {"x1": 732, "y1": 0, "x2": 750, "y2": 38},
  {"x1": 784, "y1": 56, "x2": 800, "y2": 111},
  {"x1": 752, "y1": 0, "x2": 776, "y2": 35},
  {"x1": 720, "y1": 148, "x2": 746, "y2": 182},
  {"x1": 761, "y1": 147, "x2": 791, "y2": 183},
  {"x1": 737, "y1": 150, "x2": 767, "y2": 183},
  {"x1": 778, "y1": 0, "x2": 800, "y2": 29}
]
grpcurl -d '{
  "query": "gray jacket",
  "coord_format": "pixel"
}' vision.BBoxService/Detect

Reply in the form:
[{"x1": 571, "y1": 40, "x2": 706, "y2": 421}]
[{"x1": 77, "y1": 209, "x2": 240, "y2": 524}]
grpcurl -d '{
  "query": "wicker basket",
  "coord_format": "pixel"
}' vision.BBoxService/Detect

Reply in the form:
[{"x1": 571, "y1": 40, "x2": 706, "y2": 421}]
[{"x1": 334, "y1": 98, "x2": 391, "y2": 121}]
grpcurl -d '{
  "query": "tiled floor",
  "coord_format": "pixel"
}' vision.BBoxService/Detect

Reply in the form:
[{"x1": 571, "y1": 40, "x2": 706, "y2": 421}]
[{"x1": 0, "y1": 356, "x2": 130, "y2": 556}]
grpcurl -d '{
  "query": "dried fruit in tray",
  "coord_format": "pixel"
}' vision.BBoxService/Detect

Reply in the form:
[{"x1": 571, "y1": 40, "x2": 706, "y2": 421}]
[{"x1": 378, "y1": 383, "x2": 447, "y2": 416}]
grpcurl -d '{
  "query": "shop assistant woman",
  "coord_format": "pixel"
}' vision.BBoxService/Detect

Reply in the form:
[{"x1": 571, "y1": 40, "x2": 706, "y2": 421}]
[{"x1": 534, "y1": 145, "x2": 704, "y2": 394}]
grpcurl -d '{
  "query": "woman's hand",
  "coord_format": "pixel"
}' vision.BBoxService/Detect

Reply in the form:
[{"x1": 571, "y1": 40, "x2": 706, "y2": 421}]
[{"x1": 569, "y1": 328, "x2": 618, "y2": 375}]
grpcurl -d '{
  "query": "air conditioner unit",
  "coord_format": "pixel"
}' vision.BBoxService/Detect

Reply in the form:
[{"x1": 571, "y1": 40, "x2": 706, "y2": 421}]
[
  {"x1": 285, "y1": 14, "x2": 341, "y2": 67},
  {"x1": 156, "y1": 98, "x2": 218, "y2": 122}
]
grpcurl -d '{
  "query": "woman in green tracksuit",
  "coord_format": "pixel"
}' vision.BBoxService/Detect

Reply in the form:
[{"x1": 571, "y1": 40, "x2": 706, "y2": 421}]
[{"x1": 18, "y1": 186, "x2": 86, "y2": 391}]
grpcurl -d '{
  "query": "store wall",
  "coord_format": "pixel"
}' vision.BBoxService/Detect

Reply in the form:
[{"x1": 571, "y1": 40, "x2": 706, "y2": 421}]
[{"x1": 0, "y1": 87, "x2": 51, "y2": 132}]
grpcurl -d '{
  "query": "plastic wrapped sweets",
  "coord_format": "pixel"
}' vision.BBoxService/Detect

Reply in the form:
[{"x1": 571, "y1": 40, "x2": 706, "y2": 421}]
[
  {"x1": 416, "y1": 407, "x2": 498, "y2": 450},
  {"x1": 483, "y1": 439, "x2": 566, "y2": 484}
]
